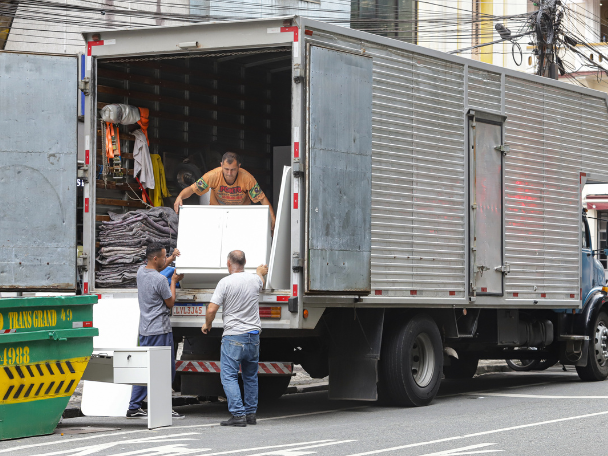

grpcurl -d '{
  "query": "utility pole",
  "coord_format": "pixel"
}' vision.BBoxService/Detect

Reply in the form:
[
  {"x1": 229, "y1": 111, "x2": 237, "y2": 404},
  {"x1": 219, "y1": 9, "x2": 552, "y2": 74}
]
[{"x1": 532, "y1": 0, "x2": 563, "y2": 80}]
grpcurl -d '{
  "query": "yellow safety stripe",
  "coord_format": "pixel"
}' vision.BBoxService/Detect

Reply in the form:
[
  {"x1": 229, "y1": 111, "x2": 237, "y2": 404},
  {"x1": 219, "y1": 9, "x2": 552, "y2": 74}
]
[{"x1": 0, "y1": 357, "x2": 90, "y2": 405}]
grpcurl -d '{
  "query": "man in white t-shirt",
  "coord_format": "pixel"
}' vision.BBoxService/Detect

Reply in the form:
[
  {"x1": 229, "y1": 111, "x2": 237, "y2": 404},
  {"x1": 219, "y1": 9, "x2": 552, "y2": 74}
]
[{"x1": 201, "y1": 250, "x2": 268, "y2": 427}]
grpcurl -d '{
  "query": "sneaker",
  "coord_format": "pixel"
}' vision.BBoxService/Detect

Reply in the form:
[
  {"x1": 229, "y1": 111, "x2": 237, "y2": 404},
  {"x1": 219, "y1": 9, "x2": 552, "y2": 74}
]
[
  {"x1": 126, "y1": 408, "x2": 147, "y2": 419},
  {"x1": 246, "y1": 414, "x2": 257, "y2": 425},
  {"x1": 172, "y1": 410, "x2": 185, "y2": 420},
  {"x1": 220, "y1": 415, "x2": 247, "y2": 427}
]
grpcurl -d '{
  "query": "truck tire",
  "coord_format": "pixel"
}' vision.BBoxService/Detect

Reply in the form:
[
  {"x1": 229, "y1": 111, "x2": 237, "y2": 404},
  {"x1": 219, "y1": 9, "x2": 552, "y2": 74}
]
[
  {"x1": 506, "y1": 359, "x2": 540, "y2": 371},
  {"x1": 443, "y1": 355, "x2": 479, "y2": 379},
  {"x1": 380, "y1": 313, "x2": 443, "y2": 407},
  {"x1": 576, "y1": 310, "x2": 608, "y2": 381}
]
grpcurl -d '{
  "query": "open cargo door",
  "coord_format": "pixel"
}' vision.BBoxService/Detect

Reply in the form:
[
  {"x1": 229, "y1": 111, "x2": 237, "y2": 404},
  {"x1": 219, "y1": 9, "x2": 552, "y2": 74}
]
[
  {"x1": 305, "y1": 45, "x2": 373, "y2": 294},
  {"x1": 0, "y1": 53, "x2": 78, "y2": 291}
]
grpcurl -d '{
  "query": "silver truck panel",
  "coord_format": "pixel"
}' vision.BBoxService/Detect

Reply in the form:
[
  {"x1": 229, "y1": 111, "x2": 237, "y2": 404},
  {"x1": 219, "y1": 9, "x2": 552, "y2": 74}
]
[
  {"x1": 306, "y1": 45, "x2": 373, "y2": 293},
  {"x1": 0, "y1": 52, "x2": 78, "y2": 291}
]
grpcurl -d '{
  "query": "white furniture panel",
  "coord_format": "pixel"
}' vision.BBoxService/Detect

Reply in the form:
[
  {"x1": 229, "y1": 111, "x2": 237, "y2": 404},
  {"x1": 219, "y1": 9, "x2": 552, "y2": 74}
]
[
  {"x1": 267, "y1": 166, "x2": 292, "y2": 290},
  {"x1": 176, "y1": 206, "x2": 271, "y2": 289}
]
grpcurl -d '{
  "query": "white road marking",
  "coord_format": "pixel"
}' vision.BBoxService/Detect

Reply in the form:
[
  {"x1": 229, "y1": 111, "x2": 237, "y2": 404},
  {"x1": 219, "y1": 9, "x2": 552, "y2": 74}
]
[
  {"x1": 241, "y1": 440, "x2": 356, "y2": 456},
  {"x1": 418, "y1": 443, "x2": 502, "y2": 455},
  {"x1": 464, "y1": 392, "x2": 608, "y2": 399},
  {"x1": 343, "y1": 409, "x2": 608, "y2": 456},
  {"x1": 19, "y1": 439, "x2": 354, "y2": 456},
  {"x1": 0, "y1": 407, "x2": 366, "y2": 455},
  {"x1": 28, "y1": 434, "x2": 199, "y2": 456}
]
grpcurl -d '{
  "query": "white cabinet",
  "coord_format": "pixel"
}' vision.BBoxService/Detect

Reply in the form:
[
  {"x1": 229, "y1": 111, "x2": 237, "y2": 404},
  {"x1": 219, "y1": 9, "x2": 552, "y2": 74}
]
[{"x1": 176, "y1": 206, "x2": 271, "y2": 288}]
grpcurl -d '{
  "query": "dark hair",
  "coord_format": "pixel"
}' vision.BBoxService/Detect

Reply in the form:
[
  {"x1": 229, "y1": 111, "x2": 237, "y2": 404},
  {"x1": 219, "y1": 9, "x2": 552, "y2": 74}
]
[
  {"x1": 146, "y1": 243, "x2": 165, "y2": 260},
  {"x1": 228, "y1": 250, "x2": 246, "y2": 267},
  {"x1": 221, "y1": 152, "x2": 241, "y2": 165}
]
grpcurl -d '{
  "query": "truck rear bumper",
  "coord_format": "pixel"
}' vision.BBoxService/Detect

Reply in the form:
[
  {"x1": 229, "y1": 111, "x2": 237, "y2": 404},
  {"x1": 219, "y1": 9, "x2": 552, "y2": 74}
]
[{"x1": 176, "y1": 360, "x2": 293, "y2": 375}]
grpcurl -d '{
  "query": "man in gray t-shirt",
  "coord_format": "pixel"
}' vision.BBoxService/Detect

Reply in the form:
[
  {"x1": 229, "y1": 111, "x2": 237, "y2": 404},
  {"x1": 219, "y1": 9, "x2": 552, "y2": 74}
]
[
  {"x1": 127, "y1": 243, "x2": 184, "y2": 419},
  {"x1": 202, "y1": 250, "x2": 268, "y2": 427}
]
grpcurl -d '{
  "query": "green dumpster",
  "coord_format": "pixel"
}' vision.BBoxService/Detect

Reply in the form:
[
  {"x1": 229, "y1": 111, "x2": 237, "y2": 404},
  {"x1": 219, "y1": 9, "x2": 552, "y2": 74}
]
[{"x1": 0, "y1": 295, "x2": 98, "y2": 440}]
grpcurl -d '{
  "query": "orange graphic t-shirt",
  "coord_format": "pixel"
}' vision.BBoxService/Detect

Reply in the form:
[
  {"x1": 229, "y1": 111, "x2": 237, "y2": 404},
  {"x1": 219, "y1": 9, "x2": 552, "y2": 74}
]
[{"x1": 190, "y1": 167, "x2": 266, "y2": 205}]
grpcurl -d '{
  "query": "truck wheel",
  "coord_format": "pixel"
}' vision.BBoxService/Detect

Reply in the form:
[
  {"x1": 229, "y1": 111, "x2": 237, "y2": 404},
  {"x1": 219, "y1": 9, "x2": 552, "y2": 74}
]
[
  {"x1": 576, "y1": 310, "x2": 608, "y2": 381},
  {"x1": 381, "y1": 313, "x2": 443, "y2": 406},
  {"x1": 443, "y1": 355, "x2": 479, "y2": 379}
]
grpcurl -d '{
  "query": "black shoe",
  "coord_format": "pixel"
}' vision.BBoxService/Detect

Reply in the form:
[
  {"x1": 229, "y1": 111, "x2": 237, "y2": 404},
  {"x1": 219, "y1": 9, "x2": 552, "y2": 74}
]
[
  {"x1": 126, "y1": 408, "x2": 147, "y2": 419},
  {"x1": 220, "y1": 415, "x2": 247, "y2": 427},
  {"x1": 246, "y1": 414, "x2": 257, "y2": 425},
  {"x1": 172, "y1": 410, "x2": 185, "y2": 420}
]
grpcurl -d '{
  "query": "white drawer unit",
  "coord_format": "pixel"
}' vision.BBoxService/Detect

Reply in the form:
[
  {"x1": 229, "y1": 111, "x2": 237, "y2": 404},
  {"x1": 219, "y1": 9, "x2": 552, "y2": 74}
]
[
  {"x1": 113, "y1": 351, "x2": 149, "y2": 368},
  {"x1": 82, "y1": 347, "x2": 172, "y2": 429}
]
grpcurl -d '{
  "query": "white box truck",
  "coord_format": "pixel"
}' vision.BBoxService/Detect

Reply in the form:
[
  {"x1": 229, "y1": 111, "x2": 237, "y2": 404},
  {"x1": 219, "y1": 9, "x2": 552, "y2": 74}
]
[{"x1": 2, "y1": 16, "x2": 608, "y2": 405}]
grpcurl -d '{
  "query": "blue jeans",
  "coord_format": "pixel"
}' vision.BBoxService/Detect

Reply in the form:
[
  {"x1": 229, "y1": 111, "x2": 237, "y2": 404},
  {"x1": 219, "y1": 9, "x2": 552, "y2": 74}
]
[
  {"x1": 220, "y1": 333, "x2": 260, "y2": 417},
  {"x1": 128, "y1": 332, "x2": 175, "y2": 411}
]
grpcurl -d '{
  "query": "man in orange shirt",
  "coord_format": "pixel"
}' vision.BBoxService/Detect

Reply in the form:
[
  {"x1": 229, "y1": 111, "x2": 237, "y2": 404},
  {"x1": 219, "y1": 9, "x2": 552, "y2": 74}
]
[{"x1": 173, "y1": 152, "x2": 276, "y2": 231}]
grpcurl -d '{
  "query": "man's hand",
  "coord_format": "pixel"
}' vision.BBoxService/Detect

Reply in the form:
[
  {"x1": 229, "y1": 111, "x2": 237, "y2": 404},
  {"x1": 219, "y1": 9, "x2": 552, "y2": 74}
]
[
  {"x1": 169, "y1": 248, "x2": 181, "y2": 262},
  {"x1": 201, "y1": 321, "x2": 212, "y2": 334},
  {"x1": 172, "y1": 272, "x2": 185, "y2": 284},
  {"x1": 173, "y1": 197, "x2": 183, "y2": 214},
  {"x1": 256, "y1": 264, "x2": 268, "y2": 276}
]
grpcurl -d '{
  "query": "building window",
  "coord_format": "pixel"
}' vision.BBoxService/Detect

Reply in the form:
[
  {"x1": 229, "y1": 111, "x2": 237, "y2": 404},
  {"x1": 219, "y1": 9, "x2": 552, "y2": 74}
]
[{"x1": 351, "y1": 0, "x2": 417, "y2": 43}]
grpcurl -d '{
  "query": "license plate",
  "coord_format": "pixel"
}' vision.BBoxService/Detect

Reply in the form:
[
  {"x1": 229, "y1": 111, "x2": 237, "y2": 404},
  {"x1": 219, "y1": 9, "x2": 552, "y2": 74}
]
[{"x1": 173, "y1": 304, "x2": 205, "y2": 316}]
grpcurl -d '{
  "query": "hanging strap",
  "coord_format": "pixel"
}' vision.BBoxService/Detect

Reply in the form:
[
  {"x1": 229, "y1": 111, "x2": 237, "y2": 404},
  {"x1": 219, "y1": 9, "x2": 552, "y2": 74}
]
[{"x1": 105, "y1": 123, "x2": 121, "y2": 159}]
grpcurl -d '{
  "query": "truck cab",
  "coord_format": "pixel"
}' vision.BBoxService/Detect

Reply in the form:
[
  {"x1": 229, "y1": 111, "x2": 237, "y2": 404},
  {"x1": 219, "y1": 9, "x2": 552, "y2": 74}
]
[{"x1": 582, "y1": 210, "x2": 606, "y2": 302}]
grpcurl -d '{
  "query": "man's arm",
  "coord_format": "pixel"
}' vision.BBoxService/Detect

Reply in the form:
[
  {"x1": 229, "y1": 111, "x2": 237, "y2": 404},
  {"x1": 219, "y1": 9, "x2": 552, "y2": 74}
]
[
  {"x1": 256, "y1": 264, "x2": 268, "y2": 287},
  {"x1": 173, "y1": 187, "x2": 195, "y2": 213},
  {"x1": 164, "y1": 271, "x2": 184, "y2": 309},
  {"x1": 163, "y1": 248, "x2": 180, "y2": 270},
  {"x1": 201, "y1": 303, "x2": 219, "y2": 334},
  {"x1": 259, "y1": 196, "x2": 276, "y2": 232}
]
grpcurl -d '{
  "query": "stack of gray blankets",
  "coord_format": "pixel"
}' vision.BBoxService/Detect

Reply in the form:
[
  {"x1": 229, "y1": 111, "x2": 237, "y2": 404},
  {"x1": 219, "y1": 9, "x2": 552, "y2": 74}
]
[{"x1": 96, "y1": 207, "x2": 178, "y2": 288}]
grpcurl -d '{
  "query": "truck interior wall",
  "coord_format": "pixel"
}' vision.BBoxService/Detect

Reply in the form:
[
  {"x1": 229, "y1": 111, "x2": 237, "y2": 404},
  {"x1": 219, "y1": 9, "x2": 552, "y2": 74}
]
[{"x1": 93, "y1": 47, "x2": 292, "y2": 289}]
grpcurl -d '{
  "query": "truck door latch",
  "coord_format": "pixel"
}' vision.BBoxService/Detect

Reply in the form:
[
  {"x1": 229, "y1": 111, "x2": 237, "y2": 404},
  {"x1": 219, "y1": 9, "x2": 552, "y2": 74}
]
[
  {"x1": 495, "y1": 262, "x2": 511, "y2": 275},
  {"x1": 494, "y1": 144, "x2": 510, "y2": 156}
]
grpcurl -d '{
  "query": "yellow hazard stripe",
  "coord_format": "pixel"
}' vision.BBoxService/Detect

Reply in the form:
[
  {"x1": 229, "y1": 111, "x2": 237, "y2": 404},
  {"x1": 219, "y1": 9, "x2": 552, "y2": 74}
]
[{"x1": 0, "y1": 357, "x2": 90, "y2": 405}]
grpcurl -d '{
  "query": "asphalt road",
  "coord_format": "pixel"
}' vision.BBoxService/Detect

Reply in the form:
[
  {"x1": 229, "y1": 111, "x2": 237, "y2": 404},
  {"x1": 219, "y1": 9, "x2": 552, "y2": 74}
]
[{"x1": 3, "y1": 366, "x2": 608, "y2": 456}]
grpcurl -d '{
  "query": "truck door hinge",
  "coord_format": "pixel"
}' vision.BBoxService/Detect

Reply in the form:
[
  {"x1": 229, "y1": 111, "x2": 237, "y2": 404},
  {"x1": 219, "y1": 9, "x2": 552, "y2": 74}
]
[
  {"x1": 292, "y1": 254, "x2": 303, "y2": 272},
  {"x1": 77, "y1": 254, "x2": 89, "y2": 269},
  {"x1": 77, "y1": 165, "x2": 89, "y2": 182},
  {"x1": 292, "y1": 162, "x2": 304, "y2": 177},
  {"x1": 495, "y1": 144, "x2": 510, "y2": 156},
  {"x1": 79, "y1": 77, "x2": 90, "y2": 96},
  {"x1": 495, "y1": 262, "x2": 511, "y2": 275},
  {"x1": 293, "y1": 64, "x2": 304, "y2": 84}
]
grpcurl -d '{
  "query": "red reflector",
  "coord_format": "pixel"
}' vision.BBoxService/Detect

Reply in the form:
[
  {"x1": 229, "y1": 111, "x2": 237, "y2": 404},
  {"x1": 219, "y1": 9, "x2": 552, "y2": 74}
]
[
  {"x1": 570, "y1": 294, "x2": 575, "y2": 298},
  {"x1": 375, "y1": 290, "x2": 382, "y2": 295},
  {"x1": 276, "y1": 296, "x2": 289, "y2": 302},
  {"x1": 410, "y1": 290, "x2": 417, "y2": 296},
  {"x1": 481, "y1": 287, "x2": 487, "y2": 292},
  {"x1": 96, "y1": 294, "x2": 102, "y2": 300},
  {"x1": 293, "y1": 284, "x2": 298, "y2": 297},
  {"x1": 293, "y1": 193, "x2": 299, "y2": 209},
  {"x1": 83, "y1": 321, "x2": 93, "y2": 328},
  {"x1": 83, "y1": 282, "x2": 88, "y2": 294},
  {"x1": 305, "y1": 29, "x2": 313, "y2": 36},
  {"x1": 84, "y1": 198, "x2": 89, "y2": 213},
  {"x1": 259, "y1": 307, "x2": 281, "y2": 319},
  {"x1": 513, "y1": 293, "x2": 519, "y2": 297},
  {"x1": 449, "y1": 291, "x2": 455, "y2": 296},
  {"x1": 541, "y1": 293, "x2": 547, "y2": 298}
]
